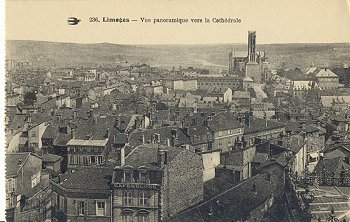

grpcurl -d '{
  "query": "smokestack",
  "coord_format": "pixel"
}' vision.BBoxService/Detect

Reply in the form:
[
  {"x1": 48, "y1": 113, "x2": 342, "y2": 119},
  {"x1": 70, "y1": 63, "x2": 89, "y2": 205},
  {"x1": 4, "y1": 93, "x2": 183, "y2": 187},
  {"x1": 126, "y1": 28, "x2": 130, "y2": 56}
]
[
  {"x1": 120, "y1": 146, "x2": 125, "y2": 167},
  {"x1": 252, "y1": 182, "x2": 257, "y2": 194},
  {"x1": 141, "y1": 131, "x2": 145, "y2": 144},
  {"x1": 26, "y1": 115, "x2": 32, "y2": 123},
  {"x1": 158, "y1": 149, "x2": 168, "y2": 168},
  {"x1": 70, "y1": 128, "x2": 76, "y2": 139},
  {"x1": 266, "y1": 173, "x2": 271, "y2": 183}
]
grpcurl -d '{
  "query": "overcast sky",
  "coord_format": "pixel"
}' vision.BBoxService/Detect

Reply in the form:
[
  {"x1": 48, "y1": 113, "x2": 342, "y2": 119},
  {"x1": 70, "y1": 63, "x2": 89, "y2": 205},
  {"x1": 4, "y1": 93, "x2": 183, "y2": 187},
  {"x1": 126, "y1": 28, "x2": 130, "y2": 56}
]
[{"x1": 5, "y1": 0, "x2": 350, "y2": 44}]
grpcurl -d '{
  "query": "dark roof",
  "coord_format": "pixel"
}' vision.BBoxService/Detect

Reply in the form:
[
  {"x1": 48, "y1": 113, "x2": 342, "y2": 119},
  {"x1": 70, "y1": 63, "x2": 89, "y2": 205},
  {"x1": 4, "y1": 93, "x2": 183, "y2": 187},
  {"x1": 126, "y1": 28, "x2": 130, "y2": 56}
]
[
  {"x1": 53, "y1": 133, "x2": 71, "y2": 146},
  {"x1": 52, "y1": 165, "x2": 114, "y2": 192},
  {"x1": 203, "y1": 177, "x2": 235, "y2": 200},
  {"x1": 6, "y1": 153, "x2": 40, "y2": 177},
  {"x1": 125, "y1": 144, "x2": 184, "y2": 170},
  {"x1": 244, "y1": 118, "x2": 285, "y2": 134},
  {"x1": 166, "y1": 164, "x2": 285, "y2": 222},
  {"x1": 209, "y1": 112, "x2": 244, "y2": 132},
  {"x1": 42, "y1": 125, "x2": 57, "y2": 139},
  {"x1": 313, "y1": 157, "x2": 350, "y2": 174},
  {"x1": 252, "y1": 153, "x2": 269, "y2": 164},
  {"x1": 41, "y1": 154, "x2": 62, "y2": 163},
  {"x1": 8, "y1": 114, "x2": 27, "y2": 131},
  {"x1": 74, "y1": 116, "x2": 117, "y2": 139},
  {"x1": 128, "y1": 127, "x2": 191, "y2": 147},
  {"x1": 284, "y1": 69, "x2": 314, "y2": 81}
]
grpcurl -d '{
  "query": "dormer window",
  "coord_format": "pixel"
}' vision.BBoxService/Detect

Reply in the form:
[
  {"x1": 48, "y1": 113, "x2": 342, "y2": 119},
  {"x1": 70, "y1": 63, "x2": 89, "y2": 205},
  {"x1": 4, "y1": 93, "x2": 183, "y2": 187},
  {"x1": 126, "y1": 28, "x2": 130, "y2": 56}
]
[
  {"x1": 122, "y1": 167, "x2": 134, "y2": 183},
  {"x1": 138, "y1": 167, "x2": 149, "y2": 183}
]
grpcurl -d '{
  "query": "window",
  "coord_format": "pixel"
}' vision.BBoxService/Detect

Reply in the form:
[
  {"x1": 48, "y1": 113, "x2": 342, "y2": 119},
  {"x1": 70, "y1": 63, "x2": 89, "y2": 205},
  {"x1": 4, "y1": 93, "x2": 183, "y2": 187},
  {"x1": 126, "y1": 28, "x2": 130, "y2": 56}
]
[
  {"x1": 139, "y1": 192, "x2": 148, "y2": 206},
  {"x1": 90, "y1": 156, "x2": 96, "y2": 164},
  {"x1": 69, "y1": 155, "x2": 74, "y2": 165},
  {"x1": 97, "y1": 156, "x2": 104, "y2": 165},
  {"x1": 31, "y1": 132, "x2": 36, "y2": 138},
  {"x1": 124, "y1": 171, "x2": 133, "y2": 183},
  {"x1": 82, "y1": 156, "x2": 88, "y2": 165},
  {"x1": 122, "y1": 214, "x2": 133, "y2": 222},
  {"x1": 59, "y1": 196, "x2": 65, "y2": 211},
  {"x1": 123, "y1": 191, "x2": 133, "y2": 206},
  {"x1": 31, "y1": 173, "x2": 40, "y2": 188},
  {"x1": 139, "y1": 172, "x2": 148, "y2": 183},
  {"x1": 77, "y1": 201, "x2": 88, "y2": 215},
  {"x1": 52, "y1": 192, "x2": 58, "y2": 207},
  {"x1": 6, "y1": 178, "x2": 15, "y2": 194},
  {"x1": 96, "y1": 201, "x2": 106, "y2": 216},
  {"x1": 138, "y1": 214, "x2": 149, "y2": 222}
]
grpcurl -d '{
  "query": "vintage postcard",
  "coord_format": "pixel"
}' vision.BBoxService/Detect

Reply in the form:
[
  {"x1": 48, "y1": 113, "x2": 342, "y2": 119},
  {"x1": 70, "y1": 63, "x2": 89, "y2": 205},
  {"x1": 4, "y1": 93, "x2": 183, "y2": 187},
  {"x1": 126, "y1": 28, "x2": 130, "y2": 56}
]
[{"x1": 3, "y1": 0, "x2": 350, "y2": 221}]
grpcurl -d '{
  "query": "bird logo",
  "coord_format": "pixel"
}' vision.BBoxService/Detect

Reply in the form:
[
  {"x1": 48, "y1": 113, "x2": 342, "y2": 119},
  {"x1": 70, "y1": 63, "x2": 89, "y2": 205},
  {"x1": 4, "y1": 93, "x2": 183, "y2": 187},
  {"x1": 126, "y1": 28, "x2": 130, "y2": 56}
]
[{"x1": 67, "y1": 17, "x2": 81, "y2": 25}]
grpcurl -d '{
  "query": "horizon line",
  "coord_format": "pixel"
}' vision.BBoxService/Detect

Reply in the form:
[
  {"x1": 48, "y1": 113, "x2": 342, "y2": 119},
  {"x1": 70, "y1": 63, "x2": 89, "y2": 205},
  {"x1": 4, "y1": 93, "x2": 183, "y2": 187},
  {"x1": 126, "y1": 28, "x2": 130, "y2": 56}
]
[{"x1": 5, "y1": 39, "x2": 350, "y2": 46}]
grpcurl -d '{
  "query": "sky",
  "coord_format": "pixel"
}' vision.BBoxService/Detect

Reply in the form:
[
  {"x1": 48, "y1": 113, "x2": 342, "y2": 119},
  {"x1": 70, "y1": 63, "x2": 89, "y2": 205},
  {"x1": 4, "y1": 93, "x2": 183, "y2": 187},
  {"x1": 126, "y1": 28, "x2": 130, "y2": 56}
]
[{"x1": 5, "y1": 0, "x2": 350, "y2": 44}]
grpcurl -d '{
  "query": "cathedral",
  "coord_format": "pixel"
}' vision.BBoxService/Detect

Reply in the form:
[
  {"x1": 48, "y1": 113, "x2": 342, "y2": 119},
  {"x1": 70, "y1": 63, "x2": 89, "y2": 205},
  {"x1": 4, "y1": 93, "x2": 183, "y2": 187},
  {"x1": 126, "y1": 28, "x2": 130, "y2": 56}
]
[{"x1": 228, "y1": 31, "x2": 270, "y2": 84}]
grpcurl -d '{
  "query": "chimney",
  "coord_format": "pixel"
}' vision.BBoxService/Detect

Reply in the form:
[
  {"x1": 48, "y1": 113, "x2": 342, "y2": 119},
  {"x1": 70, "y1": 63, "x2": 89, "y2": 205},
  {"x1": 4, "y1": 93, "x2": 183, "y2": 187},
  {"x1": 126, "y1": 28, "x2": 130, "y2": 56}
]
[
  {"x1": 234, "y1": 138, "x2": 243, "y2": 150},
  {"x1": 158, "y1": 149, "x2": 168, "y2": 168},
  {"x1": 141, "y1": 131, "x2": 145, "y2": 144},
  {"x1": 26, "y1": 115, "x2": 32, "y2": 123},
  {"x1": 152, "y1": 133, "x2": 160, "y2": 144},
  {"x1": 183, "y1": 127, "x2": 190, "y2": 135},
  {"x1": 119, "y1": 146, "x2": 125, "y2": 167},
  {"x1": 244, "y1": 111, "x2": 250, "y2": 127},
  {"x1": 105, "y1": 128, "x2": 110, "y2": 139},
  {"x1": 266, "y1": 172, "x2": 271, "y2": 182},
  {"x1": 73, "y1": 110, "x2": 78, "y2": 119},
  {"x1": 171, "y1": 129, "x2": 178, "y2": 139},
  {"x1": 252, "y1": 182, "x2": 257, "y2": 194},
  {"x1": 18, "y1": 158, "x2": 23, "y2": 167},
  {"x1": 167, "y1": 138, "x2": 171, "y2": 146},
  {"x1": 70, "y1": 128, "x2": 76, "y2": 139}
]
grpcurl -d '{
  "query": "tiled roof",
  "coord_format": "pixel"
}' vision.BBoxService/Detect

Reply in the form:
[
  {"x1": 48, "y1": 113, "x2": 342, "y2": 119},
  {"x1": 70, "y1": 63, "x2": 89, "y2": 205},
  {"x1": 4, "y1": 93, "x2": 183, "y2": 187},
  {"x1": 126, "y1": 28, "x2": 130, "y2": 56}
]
[
  {"x1": 6, "y1": 153, "x2": 39, "y2": 177},
  {"x1": 125, "y1": 144, "x2": 183, "y2": 170},
  {"x1": 209, "y1": 112, "x2": 244, "y2": 132},
  {"x1": 52, "y1": 165, "x2": 114, "y2": 191},
  {"x1": 42, "y1": 125, "x2": 57, "y2": 139},
  {"x1": 315, "y1": 69, "x2": 338, "y2": 78},
  {"x1": 128, "y1": 127, "x2": 191, "y2": 147},
  {"x1": 8, "y1": 114, "x2": 27, "y2": 131},
  {"x1": 41, "y1": 154, "x2": 62, "y2": 163},
  {"x1": 166, "y1": 164, "x2": 284, "y2": 222},
  {"x1": 53, "y1": 133, "x2": 72, "y2": 146},
  {"x1": 74, "y1": 116, "x2": 117, "y2": 139},
  {"x1": 67, "y1": 139, "x2": 108, "y2": 147},
  {"x1": 252, "y1": 153, "x2": 269, "y2": 164},
  {"x1": 313, "y1": 157, "x2": 350, "y2": 174},
  {"x1": 244, "y1": 118, "x2": 285, "y2": 134}
]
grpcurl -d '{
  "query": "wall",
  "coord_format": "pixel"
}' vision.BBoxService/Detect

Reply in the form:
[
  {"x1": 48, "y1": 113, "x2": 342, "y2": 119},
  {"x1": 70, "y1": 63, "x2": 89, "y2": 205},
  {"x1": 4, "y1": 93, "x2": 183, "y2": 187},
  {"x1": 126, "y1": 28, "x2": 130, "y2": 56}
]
[
  {"x1": 162, "y1": 150, "x2": 203, "y2": 219},
  {"x1": 201, "y1": 151, "x2": 221, "y2": 182}
]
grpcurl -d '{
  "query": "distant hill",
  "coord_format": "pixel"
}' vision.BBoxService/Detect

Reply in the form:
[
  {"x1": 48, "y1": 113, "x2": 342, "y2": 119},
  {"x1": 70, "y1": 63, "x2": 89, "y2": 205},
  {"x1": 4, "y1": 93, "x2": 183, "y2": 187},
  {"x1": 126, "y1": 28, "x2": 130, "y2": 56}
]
[{"x1": 6, "y1": 40, "x2": 350, "y2": 70}]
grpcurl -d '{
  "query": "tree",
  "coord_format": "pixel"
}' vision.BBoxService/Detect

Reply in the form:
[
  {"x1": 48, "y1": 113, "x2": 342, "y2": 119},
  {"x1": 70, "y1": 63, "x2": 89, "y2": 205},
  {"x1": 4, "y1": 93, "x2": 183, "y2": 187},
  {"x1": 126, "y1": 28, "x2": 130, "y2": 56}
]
[{"x1": 23, "y1": 91, "x2": 37, "y2": 106}]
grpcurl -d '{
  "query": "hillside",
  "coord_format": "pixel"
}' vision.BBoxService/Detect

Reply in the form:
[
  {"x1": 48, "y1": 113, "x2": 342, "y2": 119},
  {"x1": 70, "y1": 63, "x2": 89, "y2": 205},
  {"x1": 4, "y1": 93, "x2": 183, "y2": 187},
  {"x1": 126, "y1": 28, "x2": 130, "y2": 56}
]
[{"x1": 6, "y1": 40, "x2": 350, "y2": 70}]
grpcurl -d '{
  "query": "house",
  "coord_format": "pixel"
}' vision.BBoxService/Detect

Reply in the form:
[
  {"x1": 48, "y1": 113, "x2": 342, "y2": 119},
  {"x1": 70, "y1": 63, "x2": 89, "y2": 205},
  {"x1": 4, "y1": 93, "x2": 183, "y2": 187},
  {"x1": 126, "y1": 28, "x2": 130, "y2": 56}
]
[
  {"x1": 166, "y1": 161, "x2": 286, "y2": 222},
  {"x1": 113, "y1": 144, "x2": 203, "y2": 221},
  {"x1": 243, "y1": 116, "x2": 286, "y2": 147},
  {"x1": 42, "y1": 154, "x2": 63, "y2": 173},
  {"x1": 201, "y1": 149, "x2": 221, "y2": 182},
  {"x1": 208, "y1": 112, "x2": 245, "y2": 152},
  {"x1": 66, "y1": 116, "x2": 119, "y2": 170},
  {"x1": 216, "y1": 142, "x2": 257, "y2": 183},
  {"x1": 5, "y1": 153, "x2": 42, "y2": 222},
  {"x1": 50, "y1": 166, "x2": 114, "y2": 222}
]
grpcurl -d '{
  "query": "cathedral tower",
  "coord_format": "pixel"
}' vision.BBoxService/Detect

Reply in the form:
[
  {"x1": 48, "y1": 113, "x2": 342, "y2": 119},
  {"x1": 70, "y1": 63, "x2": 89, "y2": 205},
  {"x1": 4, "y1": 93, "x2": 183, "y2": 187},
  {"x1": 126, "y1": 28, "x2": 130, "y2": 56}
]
[{"x1": 248, "y1": 31, "x2": 256, "y2": 62}]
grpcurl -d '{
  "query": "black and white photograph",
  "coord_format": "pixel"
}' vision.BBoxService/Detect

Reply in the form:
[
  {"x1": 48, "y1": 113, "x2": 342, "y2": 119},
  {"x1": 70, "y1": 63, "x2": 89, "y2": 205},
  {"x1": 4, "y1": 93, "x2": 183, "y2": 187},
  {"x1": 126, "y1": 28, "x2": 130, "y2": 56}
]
[{"x1": 2, "y1": 0, "x2": 350, "y2": 221}]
